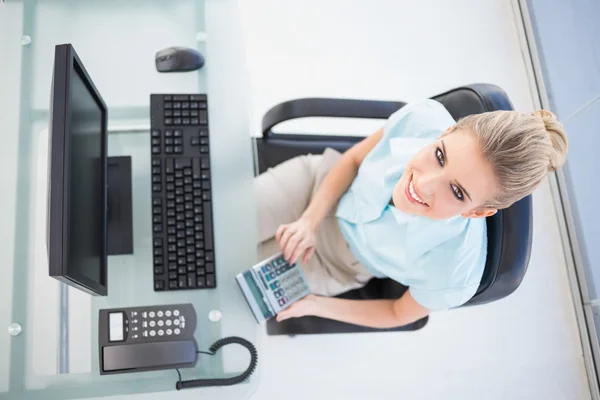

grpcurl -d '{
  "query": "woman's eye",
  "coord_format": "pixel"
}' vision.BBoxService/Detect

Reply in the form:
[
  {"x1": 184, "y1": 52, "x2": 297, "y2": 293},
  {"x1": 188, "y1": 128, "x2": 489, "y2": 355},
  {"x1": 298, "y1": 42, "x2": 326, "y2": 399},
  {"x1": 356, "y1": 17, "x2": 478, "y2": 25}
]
[
  {"x1": 436, "y1": 147, "x2": 445, "y2": 166},
  {"x1": 451, "y1": 185, "x2": 464, "y2": 201}
]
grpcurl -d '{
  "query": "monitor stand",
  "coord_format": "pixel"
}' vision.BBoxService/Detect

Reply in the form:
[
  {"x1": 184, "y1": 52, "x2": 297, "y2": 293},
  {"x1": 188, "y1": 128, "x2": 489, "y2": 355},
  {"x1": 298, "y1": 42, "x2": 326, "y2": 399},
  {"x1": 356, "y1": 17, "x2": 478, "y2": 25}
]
[{"x1": 107, "y1": 156, "x2": 134, "y2": 255}]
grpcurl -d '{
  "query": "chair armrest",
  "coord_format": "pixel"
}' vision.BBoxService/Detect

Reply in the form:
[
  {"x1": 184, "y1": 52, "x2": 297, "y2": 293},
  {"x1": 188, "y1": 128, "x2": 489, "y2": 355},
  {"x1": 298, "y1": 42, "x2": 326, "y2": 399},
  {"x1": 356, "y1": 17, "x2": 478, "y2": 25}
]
[{"x1": 262, "y1": 98, "x2": 406, "y2": 138}]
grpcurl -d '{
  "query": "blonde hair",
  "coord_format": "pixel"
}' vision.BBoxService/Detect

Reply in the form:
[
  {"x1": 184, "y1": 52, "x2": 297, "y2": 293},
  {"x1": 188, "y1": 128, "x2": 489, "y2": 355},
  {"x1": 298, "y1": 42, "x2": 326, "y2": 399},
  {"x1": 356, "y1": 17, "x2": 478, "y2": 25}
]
[{"x1": 454, "y1": 109, "x2": 568, "y2": 209}]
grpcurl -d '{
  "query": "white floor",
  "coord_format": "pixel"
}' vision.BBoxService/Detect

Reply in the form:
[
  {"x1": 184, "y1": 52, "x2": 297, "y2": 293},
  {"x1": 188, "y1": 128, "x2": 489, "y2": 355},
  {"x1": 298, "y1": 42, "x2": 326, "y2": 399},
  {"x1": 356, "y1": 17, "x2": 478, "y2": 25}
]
[{"x1": 241, "y1": 1, "x2": 591, "y2": 399}]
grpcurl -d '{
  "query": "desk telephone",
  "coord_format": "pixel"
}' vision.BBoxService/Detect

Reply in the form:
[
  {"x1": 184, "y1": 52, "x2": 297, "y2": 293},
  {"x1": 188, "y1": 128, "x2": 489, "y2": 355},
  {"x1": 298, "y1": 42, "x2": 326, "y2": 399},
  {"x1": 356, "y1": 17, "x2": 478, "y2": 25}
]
[{"x1": 99, "y1": 303, "x2": 257, "y2": 390}]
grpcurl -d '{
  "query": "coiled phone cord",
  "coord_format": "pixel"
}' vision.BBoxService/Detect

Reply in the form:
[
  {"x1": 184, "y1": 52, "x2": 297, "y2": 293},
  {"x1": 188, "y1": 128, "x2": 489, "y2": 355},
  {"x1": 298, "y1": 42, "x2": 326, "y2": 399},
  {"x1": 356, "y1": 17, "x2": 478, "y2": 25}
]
[{"x1": 175, "y1": 336, "x2": 258, "y2": 390}]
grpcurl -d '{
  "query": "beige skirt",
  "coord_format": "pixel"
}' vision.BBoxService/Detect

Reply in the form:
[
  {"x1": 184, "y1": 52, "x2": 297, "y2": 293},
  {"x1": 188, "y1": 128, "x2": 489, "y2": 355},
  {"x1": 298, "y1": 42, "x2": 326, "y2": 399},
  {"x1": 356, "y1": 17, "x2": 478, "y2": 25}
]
[{"x1": 254, "y1": 148, "x2": 372, "y2": 297}]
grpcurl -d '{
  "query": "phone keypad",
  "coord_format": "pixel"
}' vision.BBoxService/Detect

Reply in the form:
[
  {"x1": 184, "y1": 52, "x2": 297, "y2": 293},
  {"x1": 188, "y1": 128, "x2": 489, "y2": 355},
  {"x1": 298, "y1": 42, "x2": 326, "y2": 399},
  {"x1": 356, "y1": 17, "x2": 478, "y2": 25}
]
[{"x1": 128, "y1": 307, "x2": 188, "y2": 340}]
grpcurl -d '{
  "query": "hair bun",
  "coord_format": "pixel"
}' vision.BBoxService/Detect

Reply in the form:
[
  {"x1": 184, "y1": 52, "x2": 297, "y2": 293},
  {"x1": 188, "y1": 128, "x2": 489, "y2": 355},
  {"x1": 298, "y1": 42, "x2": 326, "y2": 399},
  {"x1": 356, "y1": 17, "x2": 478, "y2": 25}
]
[{"x1": 531, "y1": 110, "x2": 568, "y2": 171}]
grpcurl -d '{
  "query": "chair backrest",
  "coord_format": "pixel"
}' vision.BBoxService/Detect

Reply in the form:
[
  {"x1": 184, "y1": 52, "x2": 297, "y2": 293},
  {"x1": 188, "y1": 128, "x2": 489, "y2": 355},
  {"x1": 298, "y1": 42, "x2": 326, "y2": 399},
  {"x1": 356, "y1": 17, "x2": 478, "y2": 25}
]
[{"x1": 257, "y1": 84, "x2": 533, "y2": 306}]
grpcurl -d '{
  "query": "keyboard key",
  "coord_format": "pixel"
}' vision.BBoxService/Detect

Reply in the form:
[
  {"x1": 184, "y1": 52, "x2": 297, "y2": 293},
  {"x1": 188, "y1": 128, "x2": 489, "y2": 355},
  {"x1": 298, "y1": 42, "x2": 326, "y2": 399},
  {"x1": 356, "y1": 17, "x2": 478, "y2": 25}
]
[
  {"x1": 152, "y1": 146, "x2": 161, "y2": 154},
  {"x1": 178, "y1": 276, "x2": 187, "y2": 288},
  {"x1": 206, "y1": 274, "x2": 215, "y2": 287},
  {"x1": 173, "y1": 110, "x2": 182, "y2": 117},
  {"x1": 199, "y1": 128, "x2": 209, "y2": 137},
  {"x1": 174, "y1": 146, "x2": 183, "y2": 154},
  {"x1": 188, "y1": 273, "x2": 196, "y2": 287},
  {"x1": 178, "y1": 266, "x2": 187, "y2": 275},
  {"x1": 200, "y1": 146, "x2": 209, "y2": 153},
  {"x1": 154, "y1": 280, "x2": 165, "y2": 290},
  {"x1": 154, "y1": 238, "x2": 163, "y2": 247},
  {"x1": 152, "y1": 130, "x2": 161, "y2": 138},
  {"x1": 206, "y1": 263, "x2": 215, "y2": 273},
  {"x1": 173, "y1": 95, "x2": 189, "y2": 101},
  {"x1": 154, "y1": 266, "x2": 164, "y2": 275},
  {"x1": 203, "y1": 202, "x2": 213, "y2": 249},
  {"x1": 197, "y1": 277, "x2": 206, "y2": 287},
  {"x1": 191, "y1": 110, "x2": 199, "y2": 117},
  {"x1": 169, "y1": 280, "x2": 178, "y2": 289},
  {"x1": 164, "y1": 102, "x2": 173, "y2": 109},
  {"x1": 199, "y1": 111, "x2": 208, "y2": 124},
  {"x1": 165, "y1": 118, "x2": 173, "y2": 125},
  {"x1": 175, "y1": 158, "x2": 191, "y2": 169},
  {"x1": 152, "y1": 158, "x2": 161, "y2": 167},
  {"x1": 182, "y1": 102, "x2": 190, "y2": 109},
  {"x1": 200, "y1": 138, "x2": 209, "y2": 145},
  {"x1": 191, "y1": 118, "x2": 200, "y2": 125},
  {"x1": 201, "y1": 158, "x2": 210, "y2": 169},
  {"x1": 182, "y1": 110, "x2": 190, "y2": 117},
  {"x1": 190, "y1": 94, "x2": 206, "y2": 101},
  {"x1": 169, "y1": 271, "x2": 178, "y2": 280},
  {"x1": 174, "y1": 118, "x2": 182, "y2": 125},
  {"x1": 165, "y1": 138, "x2": 174, "y2": 145},
  {"x1": 165, "y1": 130, "x2": 174, "y2": 137}
]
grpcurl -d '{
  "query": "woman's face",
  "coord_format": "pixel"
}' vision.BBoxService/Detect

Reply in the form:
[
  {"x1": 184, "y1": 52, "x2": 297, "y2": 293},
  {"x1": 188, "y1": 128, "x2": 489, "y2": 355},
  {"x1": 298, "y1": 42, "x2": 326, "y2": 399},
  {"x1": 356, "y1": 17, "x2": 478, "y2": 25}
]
[{"x1": 391, "y1": 127, "x2": 498, "y2": 220}]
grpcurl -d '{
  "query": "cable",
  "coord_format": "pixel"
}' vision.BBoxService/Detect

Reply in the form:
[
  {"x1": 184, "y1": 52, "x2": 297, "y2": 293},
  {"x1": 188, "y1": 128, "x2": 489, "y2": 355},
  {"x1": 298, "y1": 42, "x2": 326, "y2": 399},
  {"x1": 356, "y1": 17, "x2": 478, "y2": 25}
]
[{"x1": 174, "y1": 336, "x2": 258, "y2": 390}]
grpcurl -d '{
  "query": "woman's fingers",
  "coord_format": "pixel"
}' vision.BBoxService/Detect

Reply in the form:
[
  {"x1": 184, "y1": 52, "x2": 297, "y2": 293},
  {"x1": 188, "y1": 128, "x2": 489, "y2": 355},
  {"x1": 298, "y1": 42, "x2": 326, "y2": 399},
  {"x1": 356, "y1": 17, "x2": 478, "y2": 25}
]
[
  {"x1": 290, "y1": 238, "x2": 309, "y2": 264},
  {"x1": 278, "y1": 226, "x2": 295, "y2": 252},
  {"x1": 275, "y1": 224, "x2": 287, "y2": 243},
  {"x1": 302, "y1": 247, "x2": 315, "y2": 264},
  {"x1": 283, "y1": 232, "x2": 302, "y2": 261}
]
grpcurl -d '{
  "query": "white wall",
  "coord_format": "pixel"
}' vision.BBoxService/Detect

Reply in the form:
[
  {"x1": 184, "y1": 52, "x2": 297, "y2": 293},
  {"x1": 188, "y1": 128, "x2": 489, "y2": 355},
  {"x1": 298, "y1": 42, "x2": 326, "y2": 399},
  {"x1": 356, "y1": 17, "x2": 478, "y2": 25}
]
[{"x1": 240, "y1": 1, "x2": 591, "y2": 399}]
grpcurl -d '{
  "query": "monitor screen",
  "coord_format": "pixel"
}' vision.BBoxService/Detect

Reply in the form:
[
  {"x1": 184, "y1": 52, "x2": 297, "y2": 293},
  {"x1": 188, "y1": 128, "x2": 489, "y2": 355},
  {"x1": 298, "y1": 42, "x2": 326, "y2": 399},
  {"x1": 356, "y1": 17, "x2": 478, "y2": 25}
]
[
  {"x1": 48, "y1": 44, "x2": 108, "y2": 296},
  {"x1": 67, "y1": 65, "x2": 104, "y2": 285}
]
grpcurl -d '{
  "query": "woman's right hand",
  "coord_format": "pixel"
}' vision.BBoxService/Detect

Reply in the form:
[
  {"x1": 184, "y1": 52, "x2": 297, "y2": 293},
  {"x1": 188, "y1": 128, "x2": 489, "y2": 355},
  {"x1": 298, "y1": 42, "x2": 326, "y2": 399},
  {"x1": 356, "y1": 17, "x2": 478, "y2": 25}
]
[{"x1": 276, "y1": 216, "x2": 317, "y2": 264}]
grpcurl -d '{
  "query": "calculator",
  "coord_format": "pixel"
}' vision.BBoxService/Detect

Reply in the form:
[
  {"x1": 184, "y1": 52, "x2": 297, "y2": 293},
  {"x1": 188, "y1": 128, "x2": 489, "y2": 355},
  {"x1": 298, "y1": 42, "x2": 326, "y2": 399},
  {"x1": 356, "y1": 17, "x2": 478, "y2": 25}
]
[{"x1": 236, "y1": 253, "x2": 311, "y2": 323}]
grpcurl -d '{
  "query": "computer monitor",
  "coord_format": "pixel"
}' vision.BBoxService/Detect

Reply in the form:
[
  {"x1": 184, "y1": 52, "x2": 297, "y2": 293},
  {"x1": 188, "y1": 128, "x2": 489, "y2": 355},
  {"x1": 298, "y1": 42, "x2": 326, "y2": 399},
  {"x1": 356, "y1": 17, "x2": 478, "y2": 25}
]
[{"x1": 47, "y1": 43, "x2": 109, "y2": 296}]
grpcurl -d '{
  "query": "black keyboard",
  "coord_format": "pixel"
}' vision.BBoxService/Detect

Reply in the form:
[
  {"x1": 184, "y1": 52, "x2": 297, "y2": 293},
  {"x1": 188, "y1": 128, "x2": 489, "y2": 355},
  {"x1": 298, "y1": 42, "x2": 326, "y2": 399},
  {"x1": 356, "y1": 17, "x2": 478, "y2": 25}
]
[{"x1": 150, "y1": 94, "x2": 216, "y2": 291}]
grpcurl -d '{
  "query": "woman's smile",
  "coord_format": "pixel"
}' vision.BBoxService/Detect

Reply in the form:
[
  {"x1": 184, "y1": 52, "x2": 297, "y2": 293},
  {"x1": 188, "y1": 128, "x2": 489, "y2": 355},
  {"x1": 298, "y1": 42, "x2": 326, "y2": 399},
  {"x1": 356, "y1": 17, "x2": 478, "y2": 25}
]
[{"x1": 405, "y1": 173, "x2": 429, "y2": 207}]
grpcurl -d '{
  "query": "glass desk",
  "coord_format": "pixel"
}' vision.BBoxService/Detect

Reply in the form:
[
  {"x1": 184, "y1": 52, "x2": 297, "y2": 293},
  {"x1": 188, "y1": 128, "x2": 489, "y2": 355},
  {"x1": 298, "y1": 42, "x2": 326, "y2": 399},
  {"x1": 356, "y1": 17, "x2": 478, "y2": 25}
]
[{"x1": 0, "y1": 0, "x2": 260, "y2": 399}]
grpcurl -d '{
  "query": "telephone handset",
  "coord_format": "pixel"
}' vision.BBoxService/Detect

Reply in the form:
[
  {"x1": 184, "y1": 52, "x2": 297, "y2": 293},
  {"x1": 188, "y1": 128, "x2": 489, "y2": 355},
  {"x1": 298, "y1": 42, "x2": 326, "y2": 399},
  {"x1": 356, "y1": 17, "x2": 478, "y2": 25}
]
[{"x1": 99, "y1": 303, "x2": 257, "y2": 390}]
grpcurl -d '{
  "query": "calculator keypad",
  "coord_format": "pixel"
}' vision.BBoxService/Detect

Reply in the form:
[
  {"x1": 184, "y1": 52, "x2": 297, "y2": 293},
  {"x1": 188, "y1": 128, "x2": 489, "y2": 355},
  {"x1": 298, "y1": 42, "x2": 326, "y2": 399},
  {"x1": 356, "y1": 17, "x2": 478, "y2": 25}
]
[{"x1": 257, "y1": 254, "x2": 310, "y2": 311}]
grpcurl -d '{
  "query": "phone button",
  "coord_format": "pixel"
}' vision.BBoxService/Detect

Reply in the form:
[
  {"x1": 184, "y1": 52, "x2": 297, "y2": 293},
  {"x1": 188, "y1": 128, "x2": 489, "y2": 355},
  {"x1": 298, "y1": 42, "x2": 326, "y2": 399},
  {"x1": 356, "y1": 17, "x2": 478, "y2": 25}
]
[
  {"x1": 166, "y1": 329, "x2": 173, "y2": 335},
  {"x1": 150, "y1": 330, "x2": 156, "y2": 337},
  {"x1": 174, "y1": 328, "x2": 181, "y2": 335}
]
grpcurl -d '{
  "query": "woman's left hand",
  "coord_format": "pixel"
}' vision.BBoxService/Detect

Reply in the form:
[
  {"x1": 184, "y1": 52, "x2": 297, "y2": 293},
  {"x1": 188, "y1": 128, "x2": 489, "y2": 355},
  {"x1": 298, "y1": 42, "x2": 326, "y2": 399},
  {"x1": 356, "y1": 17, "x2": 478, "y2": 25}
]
[{"x1": 276, "y1": 294, "x2": 319, "y2": 322}]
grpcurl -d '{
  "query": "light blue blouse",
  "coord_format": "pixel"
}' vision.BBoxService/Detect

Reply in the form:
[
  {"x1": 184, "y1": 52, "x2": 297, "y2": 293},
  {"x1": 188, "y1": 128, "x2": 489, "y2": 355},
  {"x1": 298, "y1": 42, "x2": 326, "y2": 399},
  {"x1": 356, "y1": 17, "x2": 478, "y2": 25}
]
[{"x1": 335, "y1": 99, "x2": 487, "y2": 310}]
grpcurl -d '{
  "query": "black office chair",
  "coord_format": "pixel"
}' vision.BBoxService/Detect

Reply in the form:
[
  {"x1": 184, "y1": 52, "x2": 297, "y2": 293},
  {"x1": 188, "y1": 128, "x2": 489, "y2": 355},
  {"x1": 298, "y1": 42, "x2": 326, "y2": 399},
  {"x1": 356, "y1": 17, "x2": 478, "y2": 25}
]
[{"x1": 255, "y1": 84, "x2": 533, "y2": 335}]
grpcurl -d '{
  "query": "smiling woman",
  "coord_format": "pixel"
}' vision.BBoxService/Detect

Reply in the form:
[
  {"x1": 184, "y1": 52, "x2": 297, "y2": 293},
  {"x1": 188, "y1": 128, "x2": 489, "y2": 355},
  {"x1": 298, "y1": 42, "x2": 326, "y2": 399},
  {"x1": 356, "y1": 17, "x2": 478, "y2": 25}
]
[{"x1": 255, "y1": 99, "x2": 568, "y2": 328}]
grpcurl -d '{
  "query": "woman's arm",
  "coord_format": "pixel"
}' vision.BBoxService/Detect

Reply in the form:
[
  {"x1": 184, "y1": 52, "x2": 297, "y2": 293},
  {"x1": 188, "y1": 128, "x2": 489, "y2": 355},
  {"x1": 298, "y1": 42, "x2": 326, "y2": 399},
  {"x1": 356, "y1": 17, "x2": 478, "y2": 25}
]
[
  {"x1": 277, "y1": 290, "x2": 430, "y2": 329},
  {"x1": 301, "y1": 128, "x2": 383, "y2": 230},
  {"x1": 277, "y1": 128, "x2": 383, "y2": 263}
]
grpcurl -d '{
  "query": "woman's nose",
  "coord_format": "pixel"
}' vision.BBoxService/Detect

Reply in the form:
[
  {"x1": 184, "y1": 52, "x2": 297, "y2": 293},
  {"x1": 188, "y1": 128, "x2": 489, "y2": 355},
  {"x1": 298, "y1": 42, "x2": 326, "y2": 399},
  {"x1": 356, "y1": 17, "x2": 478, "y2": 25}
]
[{"x1": 418, "y1": 172, "x2": 443, "y2": 195}]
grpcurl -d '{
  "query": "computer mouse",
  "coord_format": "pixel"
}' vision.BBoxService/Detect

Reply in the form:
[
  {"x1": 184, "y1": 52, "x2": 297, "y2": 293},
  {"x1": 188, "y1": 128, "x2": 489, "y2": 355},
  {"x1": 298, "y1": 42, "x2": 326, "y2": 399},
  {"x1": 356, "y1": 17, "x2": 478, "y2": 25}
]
[{"x1": 155, "y1": 47, "x2": 205, "y2": 73}]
